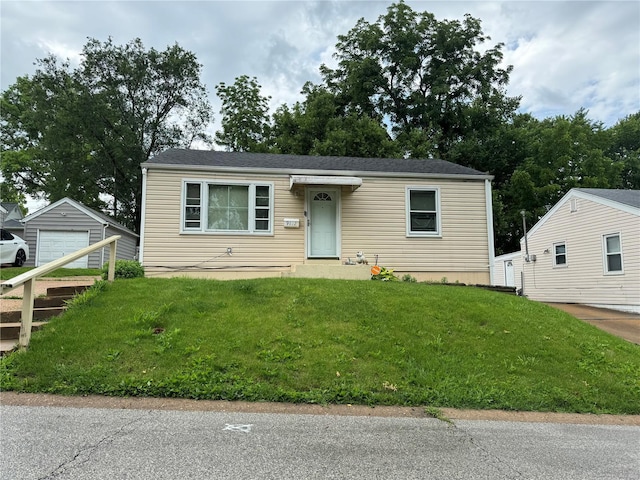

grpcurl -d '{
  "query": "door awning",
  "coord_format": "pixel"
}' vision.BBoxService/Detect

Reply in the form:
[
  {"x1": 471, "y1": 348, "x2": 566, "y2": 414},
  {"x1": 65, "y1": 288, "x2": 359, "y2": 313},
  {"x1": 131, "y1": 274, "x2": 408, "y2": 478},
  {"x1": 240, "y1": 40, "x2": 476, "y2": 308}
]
[{"x1": 289, "y1": 175, "x2": 362, "y2": 191}]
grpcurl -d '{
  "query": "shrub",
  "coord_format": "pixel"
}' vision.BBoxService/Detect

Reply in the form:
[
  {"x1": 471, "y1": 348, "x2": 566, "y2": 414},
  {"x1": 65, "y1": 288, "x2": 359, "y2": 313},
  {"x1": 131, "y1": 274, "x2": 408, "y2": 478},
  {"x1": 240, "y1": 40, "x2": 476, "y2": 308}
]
[{"x1": 102, "y1": 260, "x2": 145, "y2": 280}]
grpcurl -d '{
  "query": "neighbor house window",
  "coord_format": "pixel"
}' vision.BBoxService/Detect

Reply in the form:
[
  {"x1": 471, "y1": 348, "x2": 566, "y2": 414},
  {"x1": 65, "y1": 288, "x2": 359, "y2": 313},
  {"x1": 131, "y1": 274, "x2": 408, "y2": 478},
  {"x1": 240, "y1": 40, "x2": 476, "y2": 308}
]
[
  {"x1": 182, "y1": 181, "x2": 273, "y2": 234},
  {"x1": 553, "y1": 242, "x2": 567, "y2": 267},
  {"x1": 603, "y1": 233, "x2": 623, "y2": 274},
  {"x1": 406, "y1": 187, "x2": 440, "y2": 236}
]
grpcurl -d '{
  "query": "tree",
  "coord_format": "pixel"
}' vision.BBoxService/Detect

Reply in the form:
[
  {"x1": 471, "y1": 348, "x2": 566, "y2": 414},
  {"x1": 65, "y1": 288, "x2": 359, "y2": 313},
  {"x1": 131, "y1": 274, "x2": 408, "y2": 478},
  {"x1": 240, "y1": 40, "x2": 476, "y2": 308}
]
[
  {"x1": 494, "y1": 110, "x2": 624, "y2": 254},
  {"x1": 269, "y1": 83, "x2": 400, "y2": 158},
  {"x1": 607, "y1": 112, "x2": 640, "y2": 190},
  {"x1": 319, "y1": 1, "x2": 519, "y2": 161},
  {"x1": 215, "y1": 75, "x2": 271, "y2": 152},
  {"x1": 1, "y1": 37, "x2": 213, "y2": 232}
]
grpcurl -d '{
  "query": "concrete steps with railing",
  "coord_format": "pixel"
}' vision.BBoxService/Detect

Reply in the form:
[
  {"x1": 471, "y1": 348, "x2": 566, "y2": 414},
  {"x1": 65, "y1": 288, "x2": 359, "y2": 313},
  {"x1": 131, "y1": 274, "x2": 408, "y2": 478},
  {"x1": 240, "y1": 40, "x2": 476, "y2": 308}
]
[{"x1": 0, "y1": 285, "x2": 91, "y2": 355}]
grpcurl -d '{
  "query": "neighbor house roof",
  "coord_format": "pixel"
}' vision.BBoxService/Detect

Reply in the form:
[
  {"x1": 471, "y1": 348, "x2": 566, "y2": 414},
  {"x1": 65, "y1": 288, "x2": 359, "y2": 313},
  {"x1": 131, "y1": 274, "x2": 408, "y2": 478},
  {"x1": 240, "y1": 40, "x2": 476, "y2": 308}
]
[
  {"x1": 142, "y1": 149, "x2": 492, "y2": 179},
  {"x1": 0, "y1": 202, "x2": 24, "y2": 229},
  {"x1": 574, "y1": 188, "x2": 640, "y2": 209},
  {"x1": 525, "y1": 188, "x2": 640, "y2": 239},
  {"x1": 22, "y1": 197, "x2": 139, "y2": 237}
]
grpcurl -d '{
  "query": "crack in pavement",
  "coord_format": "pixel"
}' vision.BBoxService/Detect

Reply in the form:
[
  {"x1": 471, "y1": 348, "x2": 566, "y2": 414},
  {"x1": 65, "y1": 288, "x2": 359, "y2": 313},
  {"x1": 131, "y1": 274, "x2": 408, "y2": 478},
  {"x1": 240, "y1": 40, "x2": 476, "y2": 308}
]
[
  {"x1": 38, "y1": 411, "x2": 151, "y2": 480},
  {"x1": 448, "y1": 422, "x2": 527, "y2": 479}
]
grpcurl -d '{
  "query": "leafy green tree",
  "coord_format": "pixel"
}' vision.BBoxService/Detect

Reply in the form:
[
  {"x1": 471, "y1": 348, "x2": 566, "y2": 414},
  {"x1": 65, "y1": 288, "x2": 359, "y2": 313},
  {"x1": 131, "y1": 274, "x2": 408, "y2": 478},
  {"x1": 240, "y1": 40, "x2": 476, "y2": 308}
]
[
  {"x1": 319, "y1": 1, "x2": 519, "y2": 161},
  {"x1": 215, "y1": 75, "x2": 271, "y2": 152},
  {"x1": 495, "y1": 110, "x2": 624, "y2": 253},
  {"x1": 607, "y1": 112, "x2": 640, "y2": 190},
  {"x1": 1, "y1": 37, "x2": 213, "y2": 232},
  {"x1": 0, "y1": 180, "x2": 26, "y2": 210},
  {"x1": 270, "y1": 83, "x2": 400, "y2": 158},
  {"x1": 1, "y1": 66, "x2": 102, "y2": 209}
]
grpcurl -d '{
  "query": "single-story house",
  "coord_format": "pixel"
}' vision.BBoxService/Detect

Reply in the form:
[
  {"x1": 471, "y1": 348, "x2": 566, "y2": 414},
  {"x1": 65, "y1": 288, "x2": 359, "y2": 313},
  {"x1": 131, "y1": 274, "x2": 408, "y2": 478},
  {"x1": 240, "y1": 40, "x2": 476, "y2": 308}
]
[
  {"x1": 0, "y1": 202, "x2": 25, "y2": 237},
  {"x1": 22, "y1": 197, "x2": 139, "y2": 268},
  {"x1": 495, "y1": 188, "x2": 639, "y2": 313},
  {"x1": 139, "y1": 149, "x2": 496, "y2": 283}
]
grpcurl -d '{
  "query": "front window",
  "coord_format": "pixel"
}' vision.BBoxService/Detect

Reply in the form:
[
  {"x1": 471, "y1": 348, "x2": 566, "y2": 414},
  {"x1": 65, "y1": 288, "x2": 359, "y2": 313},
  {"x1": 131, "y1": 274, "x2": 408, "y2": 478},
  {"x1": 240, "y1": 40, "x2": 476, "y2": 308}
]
[
  {"x1": 183, "y1": 181, "x2": 273, "y2": 234},
  {"x1": 553, "y1": 242, "x2": 567, "y2": 267},
  {"x1": 603, "y1": 233, "x2": 623, "y2": 274},
  {"x1": 406, "y1": 187, "x2": 440, "y2": 236}
]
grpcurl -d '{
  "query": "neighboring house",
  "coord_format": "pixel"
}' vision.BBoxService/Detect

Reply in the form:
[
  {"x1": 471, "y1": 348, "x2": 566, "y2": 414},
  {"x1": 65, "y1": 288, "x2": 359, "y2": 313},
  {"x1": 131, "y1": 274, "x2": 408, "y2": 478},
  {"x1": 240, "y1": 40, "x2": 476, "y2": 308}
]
[
  {"x1": 140, "y1": 149, "x2": 496, "y2": 283},
  {"x1": 22, "y1": 197, "x2": 139, "y2": 268},
  {"x1": 0, "y1": 202, "x2": 25, "y2": 237},
  {"x1": 496, "y1": 188, "x2": 639, "y2": 313}
]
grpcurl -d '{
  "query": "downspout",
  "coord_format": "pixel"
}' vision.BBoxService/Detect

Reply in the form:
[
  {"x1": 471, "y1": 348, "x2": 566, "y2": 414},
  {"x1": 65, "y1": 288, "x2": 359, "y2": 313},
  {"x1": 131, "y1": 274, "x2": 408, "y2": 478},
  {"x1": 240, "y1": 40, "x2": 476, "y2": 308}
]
[
  {"x1": 101, "y1": 224, "x2": 107, "y2": 267},
  {"x1": 520, "y1": 210, "x2": 529, "y2": 297},
  {"x1": 485, "y1": 179, "x2": 495, "y2": 285},
  {"x1": 138, "y1": 167, "x2": 147, "y2": 264}
]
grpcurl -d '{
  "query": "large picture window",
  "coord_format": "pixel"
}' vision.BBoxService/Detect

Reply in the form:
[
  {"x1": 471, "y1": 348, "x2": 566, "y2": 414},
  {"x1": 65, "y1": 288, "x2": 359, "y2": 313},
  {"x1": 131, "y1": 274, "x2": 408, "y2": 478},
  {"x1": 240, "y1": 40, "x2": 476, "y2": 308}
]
[
  {"x1": 182, "y1": 181, "x2": 273, "y2": 234},
  {"x1": 603, "y1": 233, "x2": 623, "y2": 274},
  {"x1": 406, "y1": 187, "x2": 440, "y2": 236}
]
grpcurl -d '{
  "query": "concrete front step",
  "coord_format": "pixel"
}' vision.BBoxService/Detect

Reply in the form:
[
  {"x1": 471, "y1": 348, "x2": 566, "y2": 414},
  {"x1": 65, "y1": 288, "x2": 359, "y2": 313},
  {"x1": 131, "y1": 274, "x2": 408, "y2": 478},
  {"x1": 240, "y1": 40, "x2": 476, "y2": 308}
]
[
  {"x1": 285, "y1": 264, "x2": 372, "y2": 280},
  {"x1": 0, "y1": 284, "x2": 91, "y2": 355},
  {"x1": 0, "y1": 322, "x2": 47, "y2": 339},
  {"x1": 1, "y1": 308, "x2": 66, "y2": 323}
]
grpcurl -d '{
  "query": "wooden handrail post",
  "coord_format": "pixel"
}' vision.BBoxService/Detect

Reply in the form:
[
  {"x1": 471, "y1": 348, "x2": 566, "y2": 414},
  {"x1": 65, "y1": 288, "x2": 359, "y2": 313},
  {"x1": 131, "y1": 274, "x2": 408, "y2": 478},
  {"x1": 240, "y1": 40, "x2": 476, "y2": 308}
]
[
  {"x1": 108, "y1": 240, "x2": 117, "y2": 282},
  {"x1": 18, "y1": 278, "x2": 35, "y2": 348}
]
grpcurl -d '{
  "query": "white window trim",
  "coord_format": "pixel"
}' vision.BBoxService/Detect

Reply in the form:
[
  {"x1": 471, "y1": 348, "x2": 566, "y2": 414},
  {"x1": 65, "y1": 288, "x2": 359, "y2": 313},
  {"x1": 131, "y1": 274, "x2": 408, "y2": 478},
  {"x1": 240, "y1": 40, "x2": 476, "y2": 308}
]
[
  {"x1": 405, "y1": 186, "x2": 441, "y2": 237},
  {"x1": 602, "y1": 232, "x2": 624, "y2": 275},
  {"x1": 553, "y1": 241, "x2": 568, "y2": 268},
  {"x1": 180, "y1": 179, "x2": 274, "y2": 235}
]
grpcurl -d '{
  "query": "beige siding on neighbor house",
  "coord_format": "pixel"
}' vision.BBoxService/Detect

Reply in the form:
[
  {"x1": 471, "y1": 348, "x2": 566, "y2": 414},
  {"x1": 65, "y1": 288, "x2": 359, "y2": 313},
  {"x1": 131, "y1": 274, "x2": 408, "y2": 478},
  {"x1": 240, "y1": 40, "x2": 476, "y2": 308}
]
[
  {"x1": 521, "y1": 196, "x2": 640, "y2": 307},
  {"x1": 142, "y1": 169, "x2": 490, "y2": 283}
]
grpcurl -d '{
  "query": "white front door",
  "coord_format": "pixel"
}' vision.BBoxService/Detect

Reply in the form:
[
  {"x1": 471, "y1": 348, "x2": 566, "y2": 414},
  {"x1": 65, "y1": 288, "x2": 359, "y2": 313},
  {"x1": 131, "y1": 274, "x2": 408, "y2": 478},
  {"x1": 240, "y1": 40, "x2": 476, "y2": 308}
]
[
  {"x1": 308, "y1": 189, "x2": 339, "y2": 258},
  {"x1": 504, "y1": 260, "x2": 515, "y2": 287}
]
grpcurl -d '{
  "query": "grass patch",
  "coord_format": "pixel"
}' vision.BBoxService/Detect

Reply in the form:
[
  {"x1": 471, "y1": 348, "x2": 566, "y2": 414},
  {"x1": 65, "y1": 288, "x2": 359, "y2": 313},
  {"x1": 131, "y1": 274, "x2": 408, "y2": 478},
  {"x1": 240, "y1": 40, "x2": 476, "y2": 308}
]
[
  {"x1": 0, "y1": 267, "x2": 101, "y2": 281},
  {"x1": 1, "y1": 277, "x2": 639, "y2": 414}
]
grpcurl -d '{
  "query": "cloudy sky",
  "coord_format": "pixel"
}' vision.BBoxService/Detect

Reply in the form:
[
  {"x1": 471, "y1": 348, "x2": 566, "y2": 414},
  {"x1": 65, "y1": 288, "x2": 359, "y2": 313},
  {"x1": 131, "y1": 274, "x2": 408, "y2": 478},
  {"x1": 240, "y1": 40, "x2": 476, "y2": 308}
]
[{"x1": 1, "y1": 0, "x2": 639, "y2": 132}]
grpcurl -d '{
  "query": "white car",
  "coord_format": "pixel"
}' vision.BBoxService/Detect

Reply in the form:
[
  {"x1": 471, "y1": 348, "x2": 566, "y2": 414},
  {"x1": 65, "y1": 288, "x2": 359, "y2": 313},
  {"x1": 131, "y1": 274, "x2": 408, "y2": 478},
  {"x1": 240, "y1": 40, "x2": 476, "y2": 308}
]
[{"x1": 0, "y1": 228, "x2": 29, "y2": 267}]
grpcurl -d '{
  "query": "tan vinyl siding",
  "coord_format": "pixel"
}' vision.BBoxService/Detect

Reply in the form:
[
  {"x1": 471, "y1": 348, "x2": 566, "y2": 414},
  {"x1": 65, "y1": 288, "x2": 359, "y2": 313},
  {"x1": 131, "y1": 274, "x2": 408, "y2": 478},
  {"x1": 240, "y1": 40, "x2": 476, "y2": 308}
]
[
  {"x1": 143, "y1": 170, "x2": 305, "y2": 272},
  {"x1": 142, "y1": 169, "x2": 490, "y2": 282},
  {"x1": 341, "y1": 178, "x2": 489, "y2": 276},
  {"x1": 522, "y1": 196, "x2": 640, "y2": 307}
]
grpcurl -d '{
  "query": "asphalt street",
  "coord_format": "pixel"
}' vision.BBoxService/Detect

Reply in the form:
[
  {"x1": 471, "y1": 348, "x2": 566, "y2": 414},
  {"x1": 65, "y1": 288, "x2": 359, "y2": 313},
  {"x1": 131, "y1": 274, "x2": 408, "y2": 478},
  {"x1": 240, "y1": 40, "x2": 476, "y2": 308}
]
[{"x1": 1, "y1": 405, "x2": 638, "y2": 479}]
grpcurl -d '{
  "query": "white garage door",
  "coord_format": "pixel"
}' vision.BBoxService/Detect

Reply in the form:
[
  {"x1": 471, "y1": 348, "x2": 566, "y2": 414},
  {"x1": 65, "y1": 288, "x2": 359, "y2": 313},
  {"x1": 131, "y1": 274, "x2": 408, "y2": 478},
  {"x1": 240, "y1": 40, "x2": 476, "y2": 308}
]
[{"x1": 37, "y1": 231, "x2": 90, "y2": 268}]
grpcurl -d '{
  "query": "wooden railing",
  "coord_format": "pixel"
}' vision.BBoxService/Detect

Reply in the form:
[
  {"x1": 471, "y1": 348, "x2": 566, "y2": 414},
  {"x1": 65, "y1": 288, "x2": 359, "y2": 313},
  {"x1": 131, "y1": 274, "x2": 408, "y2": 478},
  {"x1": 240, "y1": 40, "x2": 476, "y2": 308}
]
[{"x1": 0, "y1": 235, "x2": 121, "y2": 348}]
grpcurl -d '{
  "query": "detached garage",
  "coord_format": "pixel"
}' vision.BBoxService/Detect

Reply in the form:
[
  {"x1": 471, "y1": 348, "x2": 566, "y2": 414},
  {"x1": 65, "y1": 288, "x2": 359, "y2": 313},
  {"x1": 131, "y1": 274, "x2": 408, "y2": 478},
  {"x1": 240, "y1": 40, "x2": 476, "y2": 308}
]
[{"x1": 22, "y1": 197, "x2": 139, "y2": 268}]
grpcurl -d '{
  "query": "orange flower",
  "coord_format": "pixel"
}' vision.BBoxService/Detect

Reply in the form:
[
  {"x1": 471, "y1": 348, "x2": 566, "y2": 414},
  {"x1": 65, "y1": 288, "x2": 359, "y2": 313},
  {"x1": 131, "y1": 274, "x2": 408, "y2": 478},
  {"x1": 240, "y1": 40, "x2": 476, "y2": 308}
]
[{"x1": 370, "y1": 265, "x2": 381, "y2": 275}]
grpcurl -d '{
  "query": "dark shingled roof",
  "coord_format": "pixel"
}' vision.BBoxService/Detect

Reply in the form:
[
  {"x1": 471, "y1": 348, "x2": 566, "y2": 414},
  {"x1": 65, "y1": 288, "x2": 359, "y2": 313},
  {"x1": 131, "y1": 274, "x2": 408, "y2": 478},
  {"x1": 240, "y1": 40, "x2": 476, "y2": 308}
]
[
  {"x1": 576, "y1": 188, "x2": 640, "y2": 209},
  {"x1": 144, "y1": 149, "x2": 489, "y2": 177}
]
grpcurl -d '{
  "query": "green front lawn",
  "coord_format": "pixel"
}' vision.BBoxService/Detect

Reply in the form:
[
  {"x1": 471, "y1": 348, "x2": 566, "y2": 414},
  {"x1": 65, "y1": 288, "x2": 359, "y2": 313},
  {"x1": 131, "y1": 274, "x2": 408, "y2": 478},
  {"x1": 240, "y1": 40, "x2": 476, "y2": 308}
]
[
  {"x1": 2, "y1": 277, "x2": 639, "y2": 414},
  {"x1": 0, "y1": 267, "x2": 101, "y2": 281}
]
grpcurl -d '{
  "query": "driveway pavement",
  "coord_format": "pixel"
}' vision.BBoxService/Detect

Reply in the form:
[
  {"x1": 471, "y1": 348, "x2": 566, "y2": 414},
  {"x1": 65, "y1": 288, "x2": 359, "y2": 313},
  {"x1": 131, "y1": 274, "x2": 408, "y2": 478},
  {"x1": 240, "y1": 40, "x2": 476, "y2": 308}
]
[{"x1": 545, "y1": 303, "x2": 640, "y2": 345}]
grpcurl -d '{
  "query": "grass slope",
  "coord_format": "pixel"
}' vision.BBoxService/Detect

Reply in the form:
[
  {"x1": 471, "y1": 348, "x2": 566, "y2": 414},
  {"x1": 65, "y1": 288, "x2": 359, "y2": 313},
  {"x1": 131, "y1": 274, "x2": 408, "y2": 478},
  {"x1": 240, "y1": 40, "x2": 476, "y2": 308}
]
[
  {"x1": 0, "y1": 267, "x2": 101, "y2": 281},
  {"x1": 2, "y1": 277, "x2": 639, "y2": 414}
]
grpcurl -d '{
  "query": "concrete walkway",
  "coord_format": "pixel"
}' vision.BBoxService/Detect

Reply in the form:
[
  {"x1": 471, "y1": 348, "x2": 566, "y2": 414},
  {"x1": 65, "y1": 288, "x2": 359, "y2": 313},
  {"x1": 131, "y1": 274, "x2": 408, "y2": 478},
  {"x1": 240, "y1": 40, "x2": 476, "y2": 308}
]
[{"x1": 545, "y1": 303, "x2": 640, "y2": 345}]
